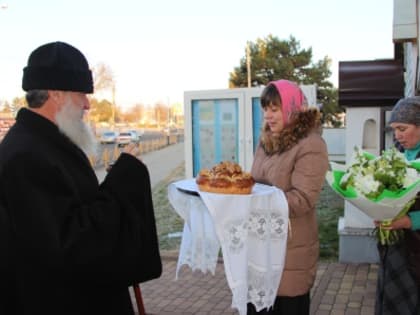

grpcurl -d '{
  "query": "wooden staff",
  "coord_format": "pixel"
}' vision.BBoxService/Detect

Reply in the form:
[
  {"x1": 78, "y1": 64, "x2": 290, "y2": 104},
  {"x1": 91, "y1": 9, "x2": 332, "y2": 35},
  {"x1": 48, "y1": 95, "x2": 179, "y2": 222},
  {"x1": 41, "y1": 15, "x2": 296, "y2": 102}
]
[{"x1": 133, "y1": 283, "x2": 146, "y2": 315}]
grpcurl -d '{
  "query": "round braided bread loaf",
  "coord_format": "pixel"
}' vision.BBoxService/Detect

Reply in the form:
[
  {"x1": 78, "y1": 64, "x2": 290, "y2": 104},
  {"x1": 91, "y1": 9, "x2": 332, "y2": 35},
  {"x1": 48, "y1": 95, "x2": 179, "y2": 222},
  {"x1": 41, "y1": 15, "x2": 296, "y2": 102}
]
[{"x1": 196, "y1": 161, "x2": 255, "y2": 194}]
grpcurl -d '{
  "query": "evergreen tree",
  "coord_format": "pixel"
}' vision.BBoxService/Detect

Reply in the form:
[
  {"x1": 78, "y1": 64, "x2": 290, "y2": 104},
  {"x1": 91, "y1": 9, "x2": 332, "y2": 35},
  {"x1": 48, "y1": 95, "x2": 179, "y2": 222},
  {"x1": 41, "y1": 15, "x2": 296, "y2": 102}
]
[{"x1": 229, "y1": 34, "x2": 344, "y2": 126}]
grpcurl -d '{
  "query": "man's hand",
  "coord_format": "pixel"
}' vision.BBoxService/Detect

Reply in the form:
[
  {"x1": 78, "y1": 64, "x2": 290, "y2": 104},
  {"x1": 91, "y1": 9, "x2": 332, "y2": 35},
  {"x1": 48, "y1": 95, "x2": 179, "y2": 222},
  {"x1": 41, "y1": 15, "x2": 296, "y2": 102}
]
[{"x1": 123, "y1": 143, "x2": 141, "y2": 160}]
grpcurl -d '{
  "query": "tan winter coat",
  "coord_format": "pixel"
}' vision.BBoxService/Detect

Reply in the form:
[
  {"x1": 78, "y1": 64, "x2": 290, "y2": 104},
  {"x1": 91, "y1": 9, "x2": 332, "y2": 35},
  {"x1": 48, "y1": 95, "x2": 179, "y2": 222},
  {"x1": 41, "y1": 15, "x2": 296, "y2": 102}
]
[{"x1": 251, "y1": 108, "x2": 329, "y2": 297}]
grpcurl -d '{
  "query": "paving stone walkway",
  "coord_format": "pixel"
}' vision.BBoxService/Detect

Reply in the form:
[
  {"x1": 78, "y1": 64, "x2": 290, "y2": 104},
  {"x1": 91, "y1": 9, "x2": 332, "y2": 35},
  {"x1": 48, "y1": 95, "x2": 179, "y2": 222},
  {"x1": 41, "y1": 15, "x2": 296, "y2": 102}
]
[{"x1": 130, "y1": 253, "x2": 378, "y2": 315}]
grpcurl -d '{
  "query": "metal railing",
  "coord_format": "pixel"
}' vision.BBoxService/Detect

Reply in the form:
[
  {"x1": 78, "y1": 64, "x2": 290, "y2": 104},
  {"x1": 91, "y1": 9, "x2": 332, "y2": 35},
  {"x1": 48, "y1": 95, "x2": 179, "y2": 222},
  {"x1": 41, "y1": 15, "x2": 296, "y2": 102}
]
[{"x1": 89, "y1": 134, "x2": 184, "y2": 169}]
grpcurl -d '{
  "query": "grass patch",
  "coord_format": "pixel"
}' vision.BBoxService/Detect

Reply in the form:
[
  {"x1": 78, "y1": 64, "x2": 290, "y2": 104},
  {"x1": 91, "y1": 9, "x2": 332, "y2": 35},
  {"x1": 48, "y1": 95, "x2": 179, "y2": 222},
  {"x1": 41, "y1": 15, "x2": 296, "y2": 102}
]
[
  {"x1": 152, "y1": 163, "x2": 185, "y2": 251},
  {"x1": 152, "y1": 164, "x2": 344, "y2": 261},
  {"x1": 316, "y1": 182, "x2": 344, "y2": 261}
]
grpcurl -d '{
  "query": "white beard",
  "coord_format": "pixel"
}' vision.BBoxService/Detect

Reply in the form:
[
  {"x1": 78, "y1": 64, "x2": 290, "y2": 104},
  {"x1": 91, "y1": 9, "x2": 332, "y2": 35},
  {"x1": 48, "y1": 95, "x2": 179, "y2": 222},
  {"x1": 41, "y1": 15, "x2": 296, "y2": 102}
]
[{"x1": 55, "y1": 98, "x2": 98, "y2": 157}]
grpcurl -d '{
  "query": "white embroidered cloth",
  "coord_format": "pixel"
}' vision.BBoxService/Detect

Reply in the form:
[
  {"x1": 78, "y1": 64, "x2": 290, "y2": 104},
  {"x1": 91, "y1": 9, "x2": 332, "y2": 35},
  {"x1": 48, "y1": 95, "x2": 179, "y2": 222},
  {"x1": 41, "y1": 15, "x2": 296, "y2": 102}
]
[
  {"x1": 168, "y1": 183, "x2": 220, "y2": 276},
  {"x1": 168, "y1": 179, "x2": 289, "y2": 315}
]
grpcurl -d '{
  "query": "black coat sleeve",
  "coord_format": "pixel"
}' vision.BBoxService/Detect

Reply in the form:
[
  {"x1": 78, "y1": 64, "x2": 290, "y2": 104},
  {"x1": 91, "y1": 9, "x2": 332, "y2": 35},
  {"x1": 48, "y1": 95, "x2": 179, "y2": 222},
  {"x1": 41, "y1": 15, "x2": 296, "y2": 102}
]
[
  {"x1": 0, "y1": 202, "x2": 13, "y2": 313},
  {"x1": 0, "y1": 152, "x2": 161, "y2": 287},
  {"x1": 101, "y1": 153, "x2": 162, "y2": 284}
]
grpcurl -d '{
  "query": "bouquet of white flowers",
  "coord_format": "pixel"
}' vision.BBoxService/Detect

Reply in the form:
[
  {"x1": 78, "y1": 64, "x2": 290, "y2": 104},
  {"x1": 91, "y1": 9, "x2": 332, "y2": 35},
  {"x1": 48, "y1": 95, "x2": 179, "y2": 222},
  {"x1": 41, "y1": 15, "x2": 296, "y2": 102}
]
[{"x1": 326, "y1": 147, "x2": 420, "y2": 245}]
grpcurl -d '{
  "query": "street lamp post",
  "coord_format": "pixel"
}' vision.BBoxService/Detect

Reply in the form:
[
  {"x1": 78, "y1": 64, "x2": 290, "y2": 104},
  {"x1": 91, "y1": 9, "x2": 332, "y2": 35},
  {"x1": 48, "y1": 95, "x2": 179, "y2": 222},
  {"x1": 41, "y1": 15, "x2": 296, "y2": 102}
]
[{"x1": 111, "y1": 85, "x2": 116, "y2": 127}]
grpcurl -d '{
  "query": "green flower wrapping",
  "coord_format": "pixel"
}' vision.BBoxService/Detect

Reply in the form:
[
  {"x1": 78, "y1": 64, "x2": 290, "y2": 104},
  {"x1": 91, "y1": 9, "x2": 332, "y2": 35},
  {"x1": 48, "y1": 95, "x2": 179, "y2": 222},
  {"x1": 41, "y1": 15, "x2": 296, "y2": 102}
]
[{"x1": 326, "y1": 147, "x2": 420, "y2": 245}]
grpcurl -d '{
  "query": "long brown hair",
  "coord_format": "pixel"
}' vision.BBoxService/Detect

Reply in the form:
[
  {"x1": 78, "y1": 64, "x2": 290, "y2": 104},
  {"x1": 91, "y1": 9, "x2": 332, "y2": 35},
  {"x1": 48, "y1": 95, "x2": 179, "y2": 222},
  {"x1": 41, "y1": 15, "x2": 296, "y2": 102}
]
[{"x1": 260, "y1": 108, "x2": 321, "y2": 155}]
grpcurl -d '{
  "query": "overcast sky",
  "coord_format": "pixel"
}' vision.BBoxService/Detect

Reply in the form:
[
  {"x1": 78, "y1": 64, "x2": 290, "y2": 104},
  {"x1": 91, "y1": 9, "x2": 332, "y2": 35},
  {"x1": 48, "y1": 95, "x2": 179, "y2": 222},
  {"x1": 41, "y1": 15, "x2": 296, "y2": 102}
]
[{"x1": 0, "y1": 0, "x2": 394, "y2": 108}]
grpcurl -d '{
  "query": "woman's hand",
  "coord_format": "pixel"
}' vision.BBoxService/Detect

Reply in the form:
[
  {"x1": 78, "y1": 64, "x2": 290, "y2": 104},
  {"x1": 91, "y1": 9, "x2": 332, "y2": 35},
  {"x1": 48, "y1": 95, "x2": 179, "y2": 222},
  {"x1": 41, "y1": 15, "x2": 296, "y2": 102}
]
[{"x1": 374, "y1": 215, "x2": 412, "y2": 230}]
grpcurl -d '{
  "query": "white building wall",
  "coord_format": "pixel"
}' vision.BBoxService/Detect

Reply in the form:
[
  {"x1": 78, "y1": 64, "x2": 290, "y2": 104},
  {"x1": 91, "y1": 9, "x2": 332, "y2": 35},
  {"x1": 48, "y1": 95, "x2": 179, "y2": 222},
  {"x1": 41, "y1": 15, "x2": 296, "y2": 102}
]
[
  {"x1": 322, "y1": 128, "x2": 346, "y2": 162},
  {"x1": 393, "y1": 0, "x2": 417, "y2": 41},
  {"x1": 405, "y1": 42, "x2": 418, "y2": 96},
  {"x1": 393, "y1": 0, "x2": 419, "y2": 95},
  {"x1": 343, "y1": 107, "x2": 383, "y2": 229}
]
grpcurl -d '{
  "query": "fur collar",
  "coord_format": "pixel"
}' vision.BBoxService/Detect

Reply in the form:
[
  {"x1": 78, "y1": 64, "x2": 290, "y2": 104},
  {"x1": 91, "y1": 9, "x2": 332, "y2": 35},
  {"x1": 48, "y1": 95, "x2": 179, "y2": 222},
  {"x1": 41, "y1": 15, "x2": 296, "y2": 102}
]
[{"x1": 260, "y1": 108, "x2": 322, "y2": 155}]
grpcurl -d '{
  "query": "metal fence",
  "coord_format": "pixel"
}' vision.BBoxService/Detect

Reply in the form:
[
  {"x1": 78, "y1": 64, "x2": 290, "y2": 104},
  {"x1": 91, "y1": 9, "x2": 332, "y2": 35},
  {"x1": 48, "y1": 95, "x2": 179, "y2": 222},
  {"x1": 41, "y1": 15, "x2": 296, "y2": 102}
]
[{"x1": 89, "y1": 134, "x2": 184, "y2": 169}]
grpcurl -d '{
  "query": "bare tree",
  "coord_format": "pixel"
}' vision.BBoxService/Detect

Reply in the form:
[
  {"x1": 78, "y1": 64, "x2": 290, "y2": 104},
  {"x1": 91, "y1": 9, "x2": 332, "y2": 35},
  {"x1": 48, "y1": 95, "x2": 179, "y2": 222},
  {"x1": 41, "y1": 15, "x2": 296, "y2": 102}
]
[
  {"x1": 92, "y1": 62, "x2": 115, "y2": 92},
  {"x1": 91, "y1": 62, "x2": 117, "y2": 124}
]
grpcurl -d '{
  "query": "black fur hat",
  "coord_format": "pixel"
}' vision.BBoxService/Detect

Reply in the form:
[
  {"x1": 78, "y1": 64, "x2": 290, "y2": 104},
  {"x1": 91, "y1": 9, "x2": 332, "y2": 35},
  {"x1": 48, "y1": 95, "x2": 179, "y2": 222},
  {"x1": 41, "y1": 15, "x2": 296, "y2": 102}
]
[{"x1": 22, "y1": 41, "x2": 93, "y2": 93}]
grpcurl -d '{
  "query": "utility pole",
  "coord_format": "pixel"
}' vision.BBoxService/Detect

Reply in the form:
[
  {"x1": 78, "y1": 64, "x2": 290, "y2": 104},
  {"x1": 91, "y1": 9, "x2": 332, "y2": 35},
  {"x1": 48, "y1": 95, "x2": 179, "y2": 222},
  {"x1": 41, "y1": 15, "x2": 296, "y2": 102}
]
[
  {"x1": 111, "y1": 85, "x2": 116, "y2": 127},
  {"x1": 246, "y1": 41, "x2": 251, "y2": 88},
  {"x1": 167, "y1": 96, "x2": 170, "y2": 126}
]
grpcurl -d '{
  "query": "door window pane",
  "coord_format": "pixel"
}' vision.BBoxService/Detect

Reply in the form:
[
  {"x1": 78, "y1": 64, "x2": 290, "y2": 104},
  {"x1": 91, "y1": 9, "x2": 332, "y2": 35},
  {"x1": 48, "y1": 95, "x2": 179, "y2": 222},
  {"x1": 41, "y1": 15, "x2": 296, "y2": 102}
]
[
  {"x1": 192, "y1": 99, "x2": 239, "y2": 176},
  {"x1": 252, "y1": 97, "x2": 263, "y2": 153}
]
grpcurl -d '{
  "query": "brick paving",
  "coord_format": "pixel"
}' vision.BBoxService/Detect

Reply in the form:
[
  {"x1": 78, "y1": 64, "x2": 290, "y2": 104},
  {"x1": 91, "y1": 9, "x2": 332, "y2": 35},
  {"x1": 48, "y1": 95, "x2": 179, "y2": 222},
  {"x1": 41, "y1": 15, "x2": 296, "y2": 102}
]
[{"x1": 130, "y1": 253, "x2": 379, "y2": 315}]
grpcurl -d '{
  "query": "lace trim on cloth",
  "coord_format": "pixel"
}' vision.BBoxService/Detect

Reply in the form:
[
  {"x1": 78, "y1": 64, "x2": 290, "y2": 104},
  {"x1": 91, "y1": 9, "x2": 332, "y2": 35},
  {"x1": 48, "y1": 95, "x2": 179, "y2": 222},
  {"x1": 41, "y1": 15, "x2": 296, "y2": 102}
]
[
  {"x1": 222, "y1": 210, "x2": 288, "y2": 314},
  {"x1": 176, "y1": 223, "x2": 220, "y2": 277},
  {"x1": 247, "y1": 265, "x2": 280, "y2": 310},
  {"x1": 168, "y1": 184, "x2": 220, "y2": 278}
]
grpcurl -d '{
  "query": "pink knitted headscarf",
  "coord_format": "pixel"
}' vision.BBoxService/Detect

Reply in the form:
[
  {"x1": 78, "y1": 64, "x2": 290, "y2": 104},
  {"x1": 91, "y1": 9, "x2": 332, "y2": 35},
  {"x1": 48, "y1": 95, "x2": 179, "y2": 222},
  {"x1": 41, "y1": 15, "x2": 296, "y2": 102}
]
[{"x1": 269, "y1": 80, "x2": 307, "y2": 125}]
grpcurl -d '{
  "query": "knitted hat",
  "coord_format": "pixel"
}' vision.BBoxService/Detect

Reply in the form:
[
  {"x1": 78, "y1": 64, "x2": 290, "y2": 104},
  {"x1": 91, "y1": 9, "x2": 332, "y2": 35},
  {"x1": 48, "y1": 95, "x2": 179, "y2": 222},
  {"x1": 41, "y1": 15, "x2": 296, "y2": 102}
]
[
  {"x1": 389, "y1": 96, "x2": 420, "y2": 126},
  {"x1": 22, "y1": 41, "x2": 93, "y2": 93}
]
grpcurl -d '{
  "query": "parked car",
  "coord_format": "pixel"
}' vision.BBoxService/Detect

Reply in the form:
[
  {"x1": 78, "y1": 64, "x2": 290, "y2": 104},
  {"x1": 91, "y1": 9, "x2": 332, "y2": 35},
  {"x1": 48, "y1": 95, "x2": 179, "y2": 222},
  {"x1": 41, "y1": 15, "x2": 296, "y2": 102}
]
[
  {"x1": 100, "y1": 131, "x2": 118, "y2": 144},
  {"x1": 117, "y1": 131, "x2": 140, "y2": 147},
  {"x1": 128, "y1": 130, "x2": 141, "y2": 143}
]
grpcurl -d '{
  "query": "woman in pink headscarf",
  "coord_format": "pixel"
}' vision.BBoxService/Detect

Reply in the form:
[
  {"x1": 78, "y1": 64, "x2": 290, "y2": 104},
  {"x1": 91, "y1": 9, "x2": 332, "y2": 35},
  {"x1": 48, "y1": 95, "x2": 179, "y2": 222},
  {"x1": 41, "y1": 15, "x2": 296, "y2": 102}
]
[{"x1": 250, "y1": 80, "x2": 329, "y2": 315}]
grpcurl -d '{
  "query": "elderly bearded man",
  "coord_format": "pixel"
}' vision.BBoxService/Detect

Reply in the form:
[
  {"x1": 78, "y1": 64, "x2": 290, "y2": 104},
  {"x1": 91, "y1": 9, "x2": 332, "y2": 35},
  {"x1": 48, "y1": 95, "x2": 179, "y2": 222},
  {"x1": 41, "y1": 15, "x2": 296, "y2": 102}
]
[{"x1": 0, "y1": 42, "x2": 161, "y2": 315}]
